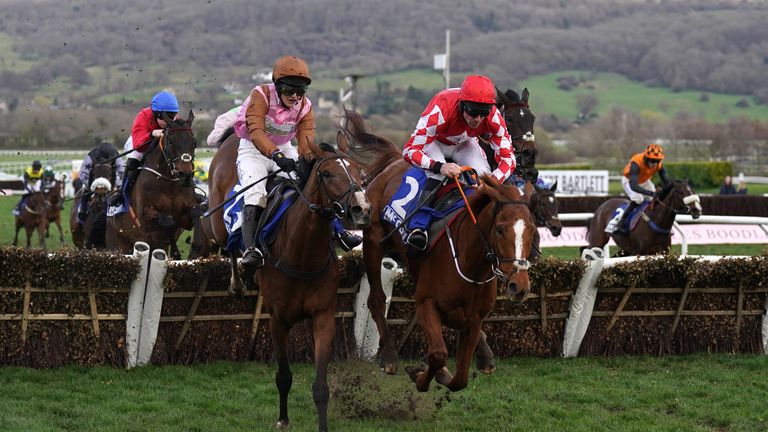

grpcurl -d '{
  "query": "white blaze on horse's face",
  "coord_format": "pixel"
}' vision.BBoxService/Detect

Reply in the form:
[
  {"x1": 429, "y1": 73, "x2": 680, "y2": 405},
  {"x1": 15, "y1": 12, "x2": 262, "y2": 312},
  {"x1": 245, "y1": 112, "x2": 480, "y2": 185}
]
[
  {"x1": 513, "y1": 219, "x2": 525, "y2": 261},
  {"x1": 519, "y1": 109, "x2": 525, "y2": 117}
]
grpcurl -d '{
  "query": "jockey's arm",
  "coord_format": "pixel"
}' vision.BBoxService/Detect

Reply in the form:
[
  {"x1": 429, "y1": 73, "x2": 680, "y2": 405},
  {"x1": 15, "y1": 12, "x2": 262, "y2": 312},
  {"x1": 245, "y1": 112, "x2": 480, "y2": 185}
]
[
  {"x1": 244, "y1": 91, "x2": 279, "y2": 157},
  {"x1": 295, "y1": 110, "x2": 316, "y2": 160},
  {"x1": 627, "y1": 163, "x2": 654, "y2": 196},
  {"x1": 78, "y1": 156, "x2": 91, "y2": 189},
  {"x1": 658, "y1": 166, "x2": 670, "y2": 185}
]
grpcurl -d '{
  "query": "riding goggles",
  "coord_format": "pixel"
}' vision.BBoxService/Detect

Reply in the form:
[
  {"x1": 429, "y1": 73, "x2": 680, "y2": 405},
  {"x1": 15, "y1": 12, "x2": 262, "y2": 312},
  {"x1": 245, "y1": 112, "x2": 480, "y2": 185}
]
[
  {"x1": 461, "y1": 102, "x2": 492, "y2": 119},
  {"x1": 277, "y1": 83, "x2": 308, "y2": 97}
]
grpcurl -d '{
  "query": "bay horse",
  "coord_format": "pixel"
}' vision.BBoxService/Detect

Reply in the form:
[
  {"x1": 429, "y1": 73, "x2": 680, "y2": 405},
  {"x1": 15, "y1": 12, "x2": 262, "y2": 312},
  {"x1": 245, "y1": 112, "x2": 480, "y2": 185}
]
[
  {"x1": 43, "y1": 178, "x2": 66, "y2": 245},
  {"x1": 527, "y1": 180, "x2": 562, "y2": 262},
  {"x1": 71, "y1": 162, "x2": 114, "y2": 249},
  {"x1": 106, "y1": 112, "x2": 199, "y2": 259},
  {"x1": 340, "y1": 111, "x2": 535, "y2": 391},
  {"x1": 585, "y1": 180, "x2": 702, "y2": 256},
  {"x1": 205, "y1": 135, "x2": 370, "y2": 431},
  {"x1": 497, "y1": 88, "x2": 537, "y2": 180},
  {"x1": 13, "y1": 191, "x2": 49, "y2": 248}
]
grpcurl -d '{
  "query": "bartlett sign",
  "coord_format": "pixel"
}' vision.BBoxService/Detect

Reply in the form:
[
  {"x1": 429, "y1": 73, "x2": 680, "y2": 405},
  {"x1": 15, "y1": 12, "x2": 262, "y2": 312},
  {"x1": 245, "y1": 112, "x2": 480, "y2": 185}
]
[{"x1": 539, "y1": 170, "x2": 609, "y2": 195}]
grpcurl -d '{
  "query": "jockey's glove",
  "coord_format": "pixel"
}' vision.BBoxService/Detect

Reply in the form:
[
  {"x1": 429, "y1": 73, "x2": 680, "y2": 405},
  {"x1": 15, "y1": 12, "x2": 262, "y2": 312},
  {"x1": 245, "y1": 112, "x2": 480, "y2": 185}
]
[{"x1": 271, "y1": 151, "x2": 297, "y2": 175}]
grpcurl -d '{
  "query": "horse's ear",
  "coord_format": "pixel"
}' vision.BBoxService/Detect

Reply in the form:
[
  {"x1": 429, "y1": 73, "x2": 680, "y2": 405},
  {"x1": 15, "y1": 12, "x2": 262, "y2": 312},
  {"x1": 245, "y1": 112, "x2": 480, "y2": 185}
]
[
  {"x1": 550, "y1": 180, "x2": 557, "y2": 192},
  {"x1": 187, "y1": 109, "x2": 195, "y2": 126},
  {"x1": 307, "y1": 138, "x2": 323, "y2": 157},
  {"x1": 495, "y1": 86, "x2": 509, "y2": 107},
  {"x1": 336, "y1": 130, "x2": 349, "y2": 153},
  {"x1": 521, "y1": 88, "x2": 530, "y2": 104},
  {"x1": 506, "y1": 89, "x2": 521, "y2": 104}
]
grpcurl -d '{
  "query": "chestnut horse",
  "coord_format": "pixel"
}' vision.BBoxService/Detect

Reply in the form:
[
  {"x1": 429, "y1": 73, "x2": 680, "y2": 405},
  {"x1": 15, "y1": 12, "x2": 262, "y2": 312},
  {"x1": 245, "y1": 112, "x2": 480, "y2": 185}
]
[
  {"x1": 341, "y1": 112, "x2": 534, "y2": 392},
  {"x1": 13, "y1": 191, "x2": 49, "y2": 248},
  {"x1": 204, "y1": 134, "x2": 370, "y2": 431},
  {"x1": 43, "y1": 178, "x2": 66, "y2": 245},
  {"x1": 106, "y1": 112, "x2": 199, "y2": 259},
  {"x1": 71, "y1": 163, "x2": 114, "y2": 249},
  {"x1": 585, "y1": 180, "x2": 702, "y2": 256}
]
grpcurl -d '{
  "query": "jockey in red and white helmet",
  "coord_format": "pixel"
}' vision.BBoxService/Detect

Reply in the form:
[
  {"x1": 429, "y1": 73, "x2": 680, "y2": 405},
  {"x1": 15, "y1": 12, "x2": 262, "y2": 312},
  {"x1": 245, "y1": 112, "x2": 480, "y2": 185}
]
[
  {"x1": 403, "y1": 75, "x2": 515, "y2": 183},
  {"x1": 401, "y1": 75, "x2": 515, "y2": 250}
]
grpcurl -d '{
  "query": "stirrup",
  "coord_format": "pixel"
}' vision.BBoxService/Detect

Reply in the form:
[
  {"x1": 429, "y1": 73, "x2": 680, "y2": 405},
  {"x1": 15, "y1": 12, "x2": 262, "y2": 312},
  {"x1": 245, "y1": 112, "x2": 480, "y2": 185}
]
[
  {"x1": 336, "y1": 231, "x2": 362, "y2": 252},
  {"x1": 242, "y1": 247, "x2": 264, "y2": 269},
  {"x1": 405, "y1": 229, "x2": 428, "y2": 251}
]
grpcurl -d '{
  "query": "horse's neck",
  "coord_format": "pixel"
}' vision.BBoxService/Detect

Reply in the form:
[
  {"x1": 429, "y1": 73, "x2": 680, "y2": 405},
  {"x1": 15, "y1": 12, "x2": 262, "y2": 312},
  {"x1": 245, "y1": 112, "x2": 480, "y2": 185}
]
[
  {"x1": 280, "y1": 181, "x2": 332, "y2": 261},
  {"x1": 646, "y1": 195, "x2": 677, "y2": 227},
  {"x1": 143, "y1": 147, "x2": 168, "y2": 173},
  {"x1": 452, "y1": 201, "x2": 495, "y2": 274}
]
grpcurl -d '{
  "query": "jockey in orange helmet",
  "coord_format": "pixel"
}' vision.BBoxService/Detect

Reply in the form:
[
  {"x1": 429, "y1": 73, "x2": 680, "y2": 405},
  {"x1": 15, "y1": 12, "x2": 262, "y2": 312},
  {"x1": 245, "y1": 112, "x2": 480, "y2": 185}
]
[
  {"x1": 605, "y1": 143, "x2": 671, "y2": 234},
  {"x1": 401, "y1": 75, "x2": 514, "y2": 250}
]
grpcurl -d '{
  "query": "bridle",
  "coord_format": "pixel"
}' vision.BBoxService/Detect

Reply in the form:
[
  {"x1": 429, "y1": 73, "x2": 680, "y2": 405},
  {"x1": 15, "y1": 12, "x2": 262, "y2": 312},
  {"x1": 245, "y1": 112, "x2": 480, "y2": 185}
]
[
  {"x1": 144, "y1": 125, "x2": 196, "y2": 182},
  {"x1": 445, "y1": 198, "x2": 531, "y2": 285},
  {"x1": 295, "y1": 152, "x2": 363, "y2": 220}
]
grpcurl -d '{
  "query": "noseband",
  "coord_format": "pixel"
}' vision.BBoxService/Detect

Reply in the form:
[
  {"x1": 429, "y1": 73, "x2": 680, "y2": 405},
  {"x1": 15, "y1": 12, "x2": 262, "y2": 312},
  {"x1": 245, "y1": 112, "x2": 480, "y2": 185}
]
[{"x1": 157, "y1": 126, "x2": 195, "y2": 179}]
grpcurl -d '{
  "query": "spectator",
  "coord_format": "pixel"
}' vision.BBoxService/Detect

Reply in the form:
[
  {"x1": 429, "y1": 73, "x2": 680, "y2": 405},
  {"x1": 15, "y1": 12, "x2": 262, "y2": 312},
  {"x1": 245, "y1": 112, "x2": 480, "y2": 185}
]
[
  {"x1": 736, "y1": 180, "x2": 748, "y2": 195},
  {"x1": 719, "y1": 176, "x2": 737, "y2": 195}
]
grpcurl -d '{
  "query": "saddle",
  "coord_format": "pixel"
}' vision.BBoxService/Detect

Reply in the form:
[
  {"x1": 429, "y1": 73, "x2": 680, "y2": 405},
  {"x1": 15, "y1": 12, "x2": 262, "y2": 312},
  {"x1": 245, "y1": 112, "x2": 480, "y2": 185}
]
[{"x1": 257, "y1": 181, "x2": 298, "y2": 247}]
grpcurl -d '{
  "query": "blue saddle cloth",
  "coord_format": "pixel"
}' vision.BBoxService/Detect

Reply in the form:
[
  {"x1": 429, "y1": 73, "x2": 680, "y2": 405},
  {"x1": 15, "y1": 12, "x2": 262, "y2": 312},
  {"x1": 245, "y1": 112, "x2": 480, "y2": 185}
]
[
  {"x1": 382, "y1": 168, "x2": 472, "y2": 243},
  {"x1": 610, "y1": 201, "x2": 650, "y2": 232},
  {"x1": 223, "y1": 182, "x2": 297, "y2": 252}
]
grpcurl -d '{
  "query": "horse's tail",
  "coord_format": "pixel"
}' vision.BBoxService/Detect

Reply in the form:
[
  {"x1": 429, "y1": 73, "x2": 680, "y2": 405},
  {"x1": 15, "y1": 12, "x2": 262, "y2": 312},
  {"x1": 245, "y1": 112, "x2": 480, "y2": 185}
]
[{"x1": 340, "y1": 110, "x2": 401, "y2": 180}]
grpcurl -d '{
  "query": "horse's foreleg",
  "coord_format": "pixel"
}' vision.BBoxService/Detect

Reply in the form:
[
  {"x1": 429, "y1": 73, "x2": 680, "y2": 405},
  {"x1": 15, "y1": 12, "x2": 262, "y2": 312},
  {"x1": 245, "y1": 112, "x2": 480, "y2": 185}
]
[
  {"x1": 474, "y1": 330, "x2": 496, "y2": 374},
  {"x1": 38, "y1": 222, "x2": 47, "y2": 249},
  {"x1": 269, "y1": 318, "x2": 293, "y2": 430},
  {"x1": 13, "y1": 220, "x2": 21, "y2": 246},
  {"x1": 406, "y1": 299, "x2": 447, "y2": 392},
  {"x1": 438, "y1": 323, "x2": 482, "y2": 392},
  {"x1": 311, "y1": 310, "x2": 335, "y2": 432},
  {"x1": 362, "y1": 230, "x2": 399, "y2": 374},
  {"x1": 55, "y1": 218, "x2": 65, "y2": 244},
  {"x1": 227, "y1": 252, "x2": 246, "y2": 297}
]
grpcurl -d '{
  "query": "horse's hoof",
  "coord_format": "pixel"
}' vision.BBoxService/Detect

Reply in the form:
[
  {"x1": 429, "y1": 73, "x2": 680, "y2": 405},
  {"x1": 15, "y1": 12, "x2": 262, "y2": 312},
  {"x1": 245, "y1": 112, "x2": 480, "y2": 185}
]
[
  {"x1": 435, "y1": 367, "x2": 453, "y2": 387},
  {"x1": 478, "y1": 365, "x2": 496, "y2": 374},
  {"x1": 276, "y1": 419, "x2": 289, "y2": 429},
  {"x1": 382, "y1": 363, "x2": 397, "y2": 375},
  {"x1": 405, "y1": 365, "x2": 424, "y2": 383}
]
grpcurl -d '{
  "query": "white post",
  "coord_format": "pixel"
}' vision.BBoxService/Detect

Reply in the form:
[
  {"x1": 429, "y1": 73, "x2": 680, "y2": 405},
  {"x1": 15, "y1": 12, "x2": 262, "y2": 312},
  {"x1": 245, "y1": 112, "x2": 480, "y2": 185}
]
[
  {"x1": 126, "y1": 242, "x2": 151, "y2": 369},
  {"x1": 444, "y1": 29, "x2": 451, "y2": 89},
  {"x1": 562, "y1": 247, "x2": 605, "y2": 357},
  {"x1": 137, "y1": 249, "x2": 169, "y2": 366}
]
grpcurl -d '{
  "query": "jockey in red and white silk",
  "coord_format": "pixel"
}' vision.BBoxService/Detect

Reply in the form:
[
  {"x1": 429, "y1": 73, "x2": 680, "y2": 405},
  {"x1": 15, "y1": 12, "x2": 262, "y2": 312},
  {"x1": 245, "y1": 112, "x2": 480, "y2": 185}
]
[{"x1": 402, "y1": 88, "x2": 515, "y2": 183}]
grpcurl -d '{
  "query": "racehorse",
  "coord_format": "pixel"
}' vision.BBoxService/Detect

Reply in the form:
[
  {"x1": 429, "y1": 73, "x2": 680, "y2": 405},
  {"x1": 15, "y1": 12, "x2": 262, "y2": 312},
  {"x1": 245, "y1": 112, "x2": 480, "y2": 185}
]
[
  {"x1": 585, "y1": 180, "x2": 702, "y2": 256},
  {"x1": 13, "y1": 191, "x2": 49, "y2": 248},
  {"x1": 340, "y1": 111, "x2": 534, "y2": 391},
  {"x1": 43, "y1": 178, "x2": 66, "y2": 245},
  {"x1": 106, "y1": 112, "x2": 199, "y2": 259},
  {"x1": 71, "y1": 163, "x2": 114, "y2": 249},
  {"x1": 496, "y1": 88, "x2": 537, "y2": 180},
  {"x1": 527, "y1": 180, "x2": 562, "y2": 262},
  {"x1": 204, "y1": 134, "x2": 370, "y2": 431}
]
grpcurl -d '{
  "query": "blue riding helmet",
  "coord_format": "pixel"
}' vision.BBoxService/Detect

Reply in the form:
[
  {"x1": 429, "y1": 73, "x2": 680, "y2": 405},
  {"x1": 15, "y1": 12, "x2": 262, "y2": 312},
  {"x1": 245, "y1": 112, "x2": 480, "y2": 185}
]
[{"x1": 151, "y1": 91, "x2": 179, "y2": 113}]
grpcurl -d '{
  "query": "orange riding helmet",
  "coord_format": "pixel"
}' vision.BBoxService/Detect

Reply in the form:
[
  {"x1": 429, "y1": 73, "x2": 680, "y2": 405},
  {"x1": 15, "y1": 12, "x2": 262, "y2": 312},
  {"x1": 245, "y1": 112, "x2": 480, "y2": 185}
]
[
  {"x1": 272, "y1": 56, "x2": 311, "y2": 85},
  {"x1": 644, "y1": 143, "x2": 665, "y2": 160}
]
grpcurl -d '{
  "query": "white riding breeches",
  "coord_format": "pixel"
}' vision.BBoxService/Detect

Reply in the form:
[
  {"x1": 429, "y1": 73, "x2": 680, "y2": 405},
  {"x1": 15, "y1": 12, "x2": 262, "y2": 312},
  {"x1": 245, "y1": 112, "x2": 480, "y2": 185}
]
[
  {"x1": 621, "y1": 177, "x2": 655, "y2": 204},
  {"x1": 422, "y1": 138, "x2": 491, "y2": 180},
  {"x1": 123, "y1": 136, "x2": 146, "y2": 162},
  {"x1": 237, "y1": 138, "x2": 297, "y2": 207}
]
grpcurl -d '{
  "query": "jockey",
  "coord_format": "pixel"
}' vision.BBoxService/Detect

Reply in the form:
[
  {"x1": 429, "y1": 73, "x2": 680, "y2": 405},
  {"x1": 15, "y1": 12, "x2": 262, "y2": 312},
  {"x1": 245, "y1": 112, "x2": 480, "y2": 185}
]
[
  {"x1": 42, "y1": 166, "x2": 56, "y2": 187},
  {"x1": 234, "y1": 55, "x2": 362, "y2": 270},
  {"x1": 109, "y1": 90, "x2": 179, "y2": 207},
  {"x1": 77, "y1": 142, "x2": 124, "y2": 224},
  {"x1": 605, "y1": 143, "x2": 670, "y2": 234},
  {"x1": 14, "y1": 160, "x2": 44, "y2": 214},
  {"x1": 402, "y1": 75, "x2": 515, "y2": 250}
]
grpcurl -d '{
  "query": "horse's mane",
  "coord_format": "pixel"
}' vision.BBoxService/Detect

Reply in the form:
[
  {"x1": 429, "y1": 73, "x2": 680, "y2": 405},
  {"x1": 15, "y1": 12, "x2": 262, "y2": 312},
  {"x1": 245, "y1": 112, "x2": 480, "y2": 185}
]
[
  {"x1": 218, "y1": 126, "x2": 235, "y2": 146},
  {"x1": 469, "y1": 174, "x2": 524, "y2": 211},
  {"x1": 657, "y1": 179, "x2": 681, "y2": 201},
  {"x1": 339, "y1": 110, "x2": 401, "y2": 181}
]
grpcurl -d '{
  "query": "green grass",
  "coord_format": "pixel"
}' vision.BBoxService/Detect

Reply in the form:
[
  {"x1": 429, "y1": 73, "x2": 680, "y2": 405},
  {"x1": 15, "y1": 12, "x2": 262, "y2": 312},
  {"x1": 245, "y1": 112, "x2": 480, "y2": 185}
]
[
  {"x1": 0, "y1": 32, "x2": 35, "y2": 73},
  {"x1": 519, "y1": 71, "x2": 768, "y2": 123},
  {"x1": 0, "y1": 356, "x2": 766, "y2": 431}
]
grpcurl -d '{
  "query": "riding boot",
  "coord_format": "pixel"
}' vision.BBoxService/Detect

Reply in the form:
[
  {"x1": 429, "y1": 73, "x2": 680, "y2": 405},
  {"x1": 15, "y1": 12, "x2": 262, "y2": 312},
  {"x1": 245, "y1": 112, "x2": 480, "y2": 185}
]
[
  {"x1": 405, "y1": 177, "x2": 441, "y2": 251},
  {"x1": 616, "y1": 201, "x2": 640, "y2": 233},
  {"x1": 109, "y1": 158, "x2": 141, "y2": 207},
  {"x1": 241, "y1": 204, "x2": 265, "y2": 270},
  {"x1": 78, "y1": 189, "x2": 92, "y2": 224},
  {"x1": 332, "y1": 218, "x2": 362, "y2": 252}
]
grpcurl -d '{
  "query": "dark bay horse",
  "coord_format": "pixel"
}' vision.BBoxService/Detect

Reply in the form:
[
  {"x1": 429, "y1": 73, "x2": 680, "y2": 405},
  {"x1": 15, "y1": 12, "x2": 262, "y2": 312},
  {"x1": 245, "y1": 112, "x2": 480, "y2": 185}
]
[
  {"x1": 497, "y1": 88, "x2": 537, "y2": 180},
  {"x1": 341, "y1": 112, "x2": 535, "y2": 391},
  {"x1": 527, "y1": 180, "x2": 562, "y2": 262},
  {"x1": 106, "y1": 112, "x2": 199, "y2": 259},
  {"x1": 43, "y1": 179, "x2": 66, "y2": 245},
  {"x1": 71, "y1": 163, "x2": 114, "y2": 249},
  {"x1": 585, "y1": 180, "x2": 702, "y2": 256},
  {"x1": 205, "y1": 135, "x2": 370, "y2": 431},
  {"x1": 14, "y1": 191, "x2": 49, "y2": 248}
]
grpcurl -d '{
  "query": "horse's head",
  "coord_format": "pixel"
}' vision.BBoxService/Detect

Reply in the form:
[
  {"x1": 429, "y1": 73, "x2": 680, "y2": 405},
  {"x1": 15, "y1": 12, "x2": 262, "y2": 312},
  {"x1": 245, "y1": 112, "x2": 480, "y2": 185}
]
[
  {"x1": 91, "y1": 163, "x2": 114, "y2": 192},
  {"x1": 531, "y1": 180, "x2": 562, "y2": 236},
  {"x1": 478, "y1": 175, "x2": 535, "y2": 302},
  {"x1": 496, "y1": 87, "x2": 537, "y2": 177},
  {"x1": 159, "y1": 110, "x2": 197, "y2": 184},
  {"x1": 25, "y1": 191, "x2": 49, "y2": 216},
  {"x1": 656, "y1": 180, "x2": 702, "y2": 219},
  {"x1": 304, "y1": 140, "x2": 371, "y2": 229}
]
